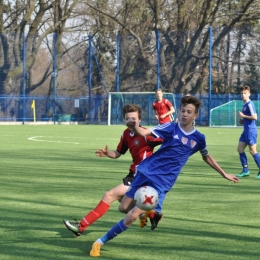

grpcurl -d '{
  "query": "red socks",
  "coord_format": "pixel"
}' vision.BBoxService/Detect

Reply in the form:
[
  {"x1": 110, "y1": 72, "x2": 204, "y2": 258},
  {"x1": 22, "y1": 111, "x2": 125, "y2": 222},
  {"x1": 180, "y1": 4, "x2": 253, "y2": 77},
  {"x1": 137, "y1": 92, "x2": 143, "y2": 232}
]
[
  {"x1": 149, "y1": 210, "x2": 155, "y2": 218},
  {"x1": 79, "y1": 200, "x2": 110, "y2": 232}
]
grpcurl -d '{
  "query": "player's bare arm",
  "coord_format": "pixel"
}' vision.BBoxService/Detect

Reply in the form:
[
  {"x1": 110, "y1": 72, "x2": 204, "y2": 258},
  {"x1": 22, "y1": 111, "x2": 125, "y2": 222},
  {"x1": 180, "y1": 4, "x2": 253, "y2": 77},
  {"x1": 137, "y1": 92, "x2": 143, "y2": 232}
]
[
  {"x1": 202, "y1": 154, "x2": 239, "y2": 183},
  {"x1": 126, "y1": 121, "x2": 152, "y2": 136},
  {"x1": 154, "y1": 110, "x2": 159, "y2": 119},
  {"x1": 238, "y1": 111, "x2": 257, "y2": 120},
  {"x1": 161, "y1": 106, "x2": 175, "y2": 119},
  {"x1": 95, "y1": 145, "x2": 121, "y2": 159}
]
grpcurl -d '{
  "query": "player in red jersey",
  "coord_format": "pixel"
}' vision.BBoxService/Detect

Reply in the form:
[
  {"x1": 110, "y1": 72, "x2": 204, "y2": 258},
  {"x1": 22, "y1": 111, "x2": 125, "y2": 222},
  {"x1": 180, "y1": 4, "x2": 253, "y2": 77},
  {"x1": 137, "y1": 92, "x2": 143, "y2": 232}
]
[
  {"x1": 153, "y1": 89, "x2": 175, "y2": 124},
  {"x1": 63, "y1": 104, "x2": 163, "y2": 236}
]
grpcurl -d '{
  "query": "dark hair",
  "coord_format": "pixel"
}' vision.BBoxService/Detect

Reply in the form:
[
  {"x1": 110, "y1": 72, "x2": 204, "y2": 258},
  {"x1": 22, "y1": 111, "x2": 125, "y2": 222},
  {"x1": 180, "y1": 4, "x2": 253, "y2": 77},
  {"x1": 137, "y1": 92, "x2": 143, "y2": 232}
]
[
  {"x1": 155, "y1": 88, "x2": 163, "y2": 93},
  {"x1": 240, "y1": 86, "x2": 250, "y2": 92},
  {"x1": 183, "y1": 89, "x2": 190, "y2": 96},
  {"x1": 122, "y1": 104, "x2": 142, "y2": 119},
  {"x1": 180, "y1": 96, "x2": 202, "y2": 114}
]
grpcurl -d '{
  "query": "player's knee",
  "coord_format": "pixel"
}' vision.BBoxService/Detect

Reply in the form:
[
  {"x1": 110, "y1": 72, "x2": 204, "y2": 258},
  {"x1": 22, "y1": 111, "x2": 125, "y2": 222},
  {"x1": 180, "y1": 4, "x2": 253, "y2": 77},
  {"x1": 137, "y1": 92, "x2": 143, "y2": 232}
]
[
  {"x1": 102, "y1": 190, "x2": 113, "y2": 201},
  {"x1": 250, "y1": 150, "x2": 256, "y2": 156},
  {"x1": 124, "y1": 211, "x2": 138, "y2": 226},
  {"x1": 237, "y1": 148, "x2": 243, "y2": 153},
  {"x1": 118, "y1": 204, "x2": 128, "y2": 213}
]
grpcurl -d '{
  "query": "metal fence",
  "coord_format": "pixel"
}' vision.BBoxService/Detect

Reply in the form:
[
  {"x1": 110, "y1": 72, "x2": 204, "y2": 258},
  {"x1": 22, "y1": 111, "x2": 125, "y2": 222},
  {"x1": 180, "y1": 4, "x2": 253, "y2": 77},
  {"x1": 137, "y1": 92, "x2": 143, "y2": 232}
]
[
  {"x1": 1, "y1": 93, "x2": 259, "y2": 126},
  {"x1": 1, "y1": 28, "x2": 260, "y2": 125}
]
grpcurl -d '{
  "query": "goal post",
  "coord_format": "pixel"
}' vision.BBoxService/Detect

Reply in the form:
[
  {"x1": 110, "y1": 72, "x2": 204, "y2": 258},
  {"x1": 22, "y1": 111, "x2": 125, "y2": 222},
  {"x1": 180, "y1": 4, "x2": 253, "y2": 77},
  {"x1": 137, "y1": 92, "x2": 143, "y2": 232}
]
[
  {"x1": 108, "y1": 92, "x2": 176, "y2": 125},
  {"x1": 210, "y1": 100, "x2": 245, "y2": 127}
]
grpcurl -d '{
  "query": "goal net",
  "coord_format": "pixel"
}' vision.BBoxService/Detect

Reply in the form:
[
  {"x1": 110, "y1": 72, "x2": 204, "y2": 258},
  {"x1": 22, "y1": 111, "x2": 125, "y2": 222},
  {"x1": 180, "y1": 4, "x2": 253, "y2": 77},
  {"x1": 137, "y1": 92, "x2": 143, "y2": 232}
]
[
  {"x1": 210, "y1": 100, "x2": 245, "y2": 127},
  {"x1": 108, "y1": 92, "x2": 176, "y2": 125}
]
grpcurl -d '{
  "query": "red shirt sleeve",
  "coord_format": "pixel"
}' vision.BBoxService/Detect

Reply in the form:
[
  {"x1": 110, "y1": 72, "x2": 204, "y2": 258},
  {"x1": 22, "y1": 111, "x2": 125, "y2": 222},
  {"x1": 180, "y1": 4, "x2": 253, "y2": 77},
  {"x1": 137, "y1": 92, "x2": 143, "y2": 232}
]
[{"x1": 145, "y1": 135, "x2": 163, "y2": 148}]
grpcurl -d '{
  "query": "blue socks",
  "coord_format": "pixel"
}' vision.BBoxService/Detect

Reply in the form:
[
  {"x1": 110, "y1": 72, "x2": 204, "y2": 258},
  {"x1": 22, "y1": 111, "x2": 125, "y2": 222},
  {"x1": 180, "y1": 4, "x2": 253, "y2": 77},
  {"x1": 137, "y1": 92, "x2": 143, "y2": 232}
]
[
  {"x1": 239, "y1": 152, "x2": 248, "y2": 172},
  {"x1": 155, "y1": 192, "x2": 166, "y2": 212},
  {"x1": 100, "y1": 219, "x2": 129, "y2": 244},
  {"x1": 240, "y1": 152, "x2": 260, "y2": 172},
  {"x1": 253, "y1": 153, "x2": 260, "y2": 168}
]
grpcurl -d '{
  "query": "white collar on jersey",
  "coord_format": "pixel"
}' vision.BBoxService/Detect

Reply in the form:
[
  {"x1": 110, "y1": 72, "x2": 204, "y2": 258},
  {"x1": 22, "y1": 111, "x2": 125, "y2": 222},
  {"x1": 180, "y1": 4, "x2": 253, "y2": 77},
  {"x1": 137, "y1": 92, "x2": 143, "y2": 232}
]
[
  {"x1": 178, "y1": 122, "x2": 196, "y2": 135},
  {"x1": 129, "y1": 131, "x2": 135, "y2": 137}
]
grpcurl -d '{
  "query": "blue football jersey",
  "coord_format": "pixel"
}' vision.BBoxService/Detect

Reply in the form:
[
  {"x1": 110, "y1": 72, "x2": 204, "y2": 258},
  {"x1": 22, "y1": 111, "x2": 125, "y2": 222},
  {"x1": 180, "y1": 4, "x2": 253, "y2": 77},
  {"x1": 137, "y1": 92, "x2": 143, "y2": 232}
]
[
  {"x1": 242, "y1": 100, "x2": 257, "y2": 132},
  {"x1": 136, "y1": 122, "x2": 207, "y2": 192}
]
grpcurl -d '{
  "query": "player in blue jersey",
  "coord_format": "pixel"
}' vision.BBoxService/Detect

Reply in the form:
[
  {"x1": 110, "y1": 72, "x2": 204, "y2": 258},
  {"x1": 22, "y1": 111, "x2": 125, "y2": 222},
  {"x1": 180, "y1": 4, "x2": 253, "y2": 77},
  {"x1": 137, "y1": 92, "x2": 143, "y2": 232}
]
[
  {"x1": 63, "y1": 104, "x2": 163, "y2": 236},
  {"x1": 89, "y1": 95, "x2": 239, "y2": 257},
  {"x1": 236, "y1": 86, "x2": 260, "y2": 179}
]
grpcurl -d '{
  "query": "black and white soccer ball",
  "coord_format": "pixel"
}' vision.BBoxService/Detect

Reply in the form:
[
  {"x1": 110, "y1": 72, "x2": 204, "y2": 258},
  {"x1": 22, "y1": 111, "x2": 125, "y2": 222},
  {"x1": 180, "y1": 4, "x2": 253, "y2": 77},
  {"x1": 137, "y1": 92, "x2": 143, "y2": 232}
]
[{"x1": 134, "y1": 186, "x2": 159, "y2": 211}]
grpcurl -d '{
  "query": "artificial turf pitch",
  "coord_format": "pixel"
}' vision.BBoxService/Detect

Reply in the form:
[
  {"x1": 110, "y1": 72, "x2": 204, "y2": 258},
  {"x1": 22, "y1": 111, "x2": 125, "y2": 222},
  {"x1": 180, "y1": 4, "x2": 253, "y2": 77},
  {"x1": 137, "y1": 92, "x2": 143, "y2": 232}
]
[{"x1": 0, "y1": 125, "x2": 259, "y2": 260}]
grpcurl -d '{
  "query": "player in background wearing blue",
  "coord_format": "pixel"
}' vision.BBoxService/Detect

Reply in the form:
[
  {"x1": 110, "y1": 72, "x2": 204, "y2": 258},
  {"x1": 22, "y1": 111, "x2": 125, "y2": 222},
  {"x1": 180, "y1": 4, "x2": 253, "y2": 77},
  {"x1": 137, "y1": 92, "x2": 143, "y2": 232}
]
[
  {"x1": 236, "y1": 86, "x2": 260, "y2": 178},
  {"x1": 63, "y1": 104, "x2": 163, "y2": 236},
  {"x1": 89, "y1": 95, "x2": 239, "y2": 257}
]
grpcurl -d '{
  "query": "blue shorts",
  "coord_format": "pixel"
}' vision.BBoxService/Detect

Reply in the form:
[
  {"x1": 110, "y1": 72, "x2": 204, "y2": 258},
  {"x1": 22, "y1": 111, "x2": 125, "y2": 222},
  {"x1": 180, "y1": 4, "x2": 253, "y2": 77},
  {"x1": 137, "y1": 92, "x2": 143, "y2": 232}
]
[
  {"x1": 125, "y1": 171, "x2": 166, "y2": 212},
  {"x1": 239, "y1": 131, "x2": 257, "y2": 146}
]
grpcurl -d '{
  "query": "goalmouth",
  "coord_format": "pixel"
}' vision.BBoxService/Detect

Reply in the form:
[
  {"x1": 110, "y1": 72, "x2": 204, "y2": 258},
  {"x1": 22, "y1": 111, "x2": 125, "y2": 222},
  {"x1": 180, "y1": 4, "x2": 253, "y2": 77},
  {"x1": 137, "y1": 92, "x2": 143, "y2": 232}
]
[
  {"x1": 209, "y1": 100, "x2": 245, "y2": 127},
  {"x1": 108, "y1": 92, "x2": 176, "y2": 125}
]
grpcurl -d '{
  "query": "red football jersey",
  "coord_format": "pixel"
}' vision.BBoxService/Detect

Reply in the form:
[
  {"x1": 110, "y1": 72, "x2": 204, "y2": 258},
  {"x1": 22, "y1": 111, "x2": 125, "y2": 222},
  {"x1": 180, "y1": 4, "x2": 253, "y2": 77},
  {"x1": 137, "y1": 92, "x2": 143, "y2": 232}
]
[
  {"x1": 153, "y1": 98, "x2": 173, "y2": 124},
  {"x1": 116, "y1": 128, "x2": 162, "y2": 174}
]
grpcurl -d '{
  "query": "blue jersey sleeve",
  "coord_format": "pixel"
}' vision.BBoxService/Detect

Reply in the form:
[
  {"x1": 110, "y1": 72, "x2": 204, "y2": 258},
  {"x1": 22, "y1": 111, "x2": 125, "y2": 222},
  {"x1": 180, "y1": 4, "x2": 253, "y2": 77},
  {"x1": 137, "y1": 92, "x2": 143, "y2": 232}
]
[{"x1": 150, "y1": 122, "x2": 173, "y2": 140}]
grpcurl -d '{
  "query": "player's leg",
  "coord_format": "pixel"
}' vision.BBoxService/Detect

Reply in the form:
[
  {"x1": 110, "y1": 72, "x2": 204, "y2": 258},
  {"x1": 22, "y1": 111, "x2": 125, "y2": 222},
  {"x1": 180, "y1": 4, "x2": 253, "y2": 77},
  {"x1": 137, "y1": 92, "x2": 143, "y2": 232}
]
[
  {"x1": 79, "y1": 183, "x2": 128, "y2": 231},
  {"x1": 63, "y1": 183, "x2": 127, "y2": 236},
  {"x1": 90, "y1": 173, "x2": 147, "y2": 256},
  {"x1": 236, "y1": 132, "x2": 250, "y2": 177},
  {"x1": 149, "y1": 192, "x2": 165, "y2": 230},
  {"x1": 247, "y1": 132, "x2": 260, "y2": 178},
  {"x1": 249, "y1": 144, "x2": 260, "y2": 178},
  {"x1": 139, "y1": 192, "x2": 165, "y2": 230},
  {"x1": 118, "y1": 194, "x2": 136, "y2": 213},
  {"x1": 90, "y1": 204, "x2": 144, "y2": 257}
]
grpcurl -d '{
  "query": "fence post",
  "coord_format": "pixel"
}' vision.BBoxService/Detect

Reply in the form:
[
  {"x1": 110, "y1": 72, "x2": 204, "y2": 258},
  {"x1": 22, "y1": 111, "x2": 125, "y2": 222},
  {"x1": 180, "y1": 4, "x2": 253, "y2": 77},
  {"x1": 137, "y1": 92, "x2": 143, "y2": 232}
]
[
  {"x1": 22, "y1": 31, "x2": 26, "y2": 124},
  {"x1": 208, "y1": 26, "x2": 213, "y2": 126},
  {"x1": 257, "y1": 93, "x2": 260, "y2": 126},
  {"x1": 156, "y1": 29, "x2": 161, "y2": 89},
  {"x1": 88, "y1": 35, "x2": 93, "y2": 124},
  {"x1": 116, "y1": 33, "x2": 120, "y2": 92},
  {"x1": 53, "y1": 33, "x2": 57, "y2": 124}
]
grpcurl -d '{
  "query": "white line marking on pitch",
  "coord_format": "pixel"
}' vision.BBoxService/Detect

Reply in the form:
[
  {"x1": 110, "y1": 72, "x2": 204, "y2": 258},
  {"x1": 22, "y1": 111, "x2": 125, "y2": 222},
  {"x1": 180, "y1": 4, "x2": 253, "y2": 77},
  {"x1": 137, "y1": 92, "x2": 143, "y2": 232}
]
[{"x1": 28, "y1": 136, "x2": 79, "y2": 144}]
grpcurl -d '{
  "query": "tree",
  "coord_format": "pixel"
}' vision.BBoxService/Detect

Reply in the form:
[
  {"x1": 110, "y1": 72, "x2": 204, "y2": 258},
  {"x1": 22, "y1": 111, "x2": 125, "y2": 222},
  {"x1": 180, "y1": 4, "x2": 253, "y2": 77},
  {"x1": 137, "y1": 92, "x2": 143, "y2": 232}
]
[
  {"x1": 83, "y1": 0, "x2": 260, "y2": 94},
  {"x1": 0, "y1": 0, "x2": 80, "y2": 96},
  {"x1": 1, "y1": 0, "x2": 260, "y2": 100},
  {"x1": 244, "y1": 46, "x2": 260, "y2": 94}
]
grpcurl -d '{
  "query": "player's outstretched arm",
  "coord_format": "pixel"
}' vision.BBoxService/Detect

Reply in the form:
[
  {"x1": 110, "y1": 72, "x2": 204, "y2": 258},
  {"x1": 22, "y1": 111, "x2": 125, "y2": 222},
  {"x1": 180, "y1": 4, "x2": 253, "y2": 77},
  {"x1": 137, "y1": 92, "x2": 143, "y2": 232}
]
[
  {"x1": 202, "y1": 154, "x2": 239, "y2": 183},
  {"x1": 126, "y1": 120, "x2": 152, "y2": 136},
  {"x1": 95, "y1": 145, "x2": 121, "y2": 159}
]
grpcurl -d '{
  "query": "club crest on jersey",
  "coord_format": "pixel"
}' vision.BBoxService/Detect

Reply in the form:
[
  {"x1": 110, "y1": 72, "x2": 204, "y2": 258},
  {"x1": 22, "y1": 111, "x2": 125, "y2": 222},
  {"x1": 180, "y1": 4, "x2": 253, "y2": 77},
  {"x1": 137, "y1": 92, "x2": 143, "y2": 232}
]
[
  {"x1": 190, "y1": 140, "x2": 197, "y2": 148},
  {"x1": 181, "y1": 137, "x2": 188, "y2": 144},
  {"x1": 134, "y1": 139, "x2": 140, "y2": 146}
]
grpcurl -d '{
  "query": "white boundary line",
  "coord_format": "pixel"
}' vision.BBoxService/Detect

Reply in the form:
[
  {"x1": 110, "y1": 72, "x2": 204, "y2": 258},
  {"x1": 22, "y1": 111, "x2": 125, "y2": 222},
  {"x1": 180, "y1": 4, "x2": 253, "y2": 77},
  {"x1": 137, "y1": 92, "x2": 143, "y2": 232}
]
[
  {"x1": 28, "y1": 136, "x2": 79, "y2": 144},
  {"x1": 27, "y1": 136, "x2": 119, "y2": 144}
]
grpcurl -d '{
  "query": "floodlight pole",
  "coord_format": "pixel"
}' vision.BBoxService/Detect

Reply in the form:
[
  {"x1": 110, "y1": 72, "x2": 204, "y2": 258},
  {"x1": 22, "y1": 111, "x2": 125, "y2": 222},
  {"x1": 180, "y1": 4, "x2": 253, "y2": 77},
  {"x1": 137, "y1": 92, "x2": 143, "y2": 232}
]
[{"x1": 208, "y1": 26, "x2": 212, "y2": 126}]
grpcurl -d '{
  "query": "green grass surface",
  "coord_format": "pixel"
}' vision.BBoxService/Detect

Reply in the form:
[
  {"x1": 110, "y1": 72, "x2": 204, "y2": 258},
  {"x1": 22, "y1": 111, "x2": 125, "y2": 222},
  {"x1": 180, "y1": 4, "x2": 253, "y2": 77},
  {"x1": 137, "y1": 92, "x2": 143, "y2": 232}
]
[{"x1": 0, "y1": 125, "x2": 259, "y2": 259}]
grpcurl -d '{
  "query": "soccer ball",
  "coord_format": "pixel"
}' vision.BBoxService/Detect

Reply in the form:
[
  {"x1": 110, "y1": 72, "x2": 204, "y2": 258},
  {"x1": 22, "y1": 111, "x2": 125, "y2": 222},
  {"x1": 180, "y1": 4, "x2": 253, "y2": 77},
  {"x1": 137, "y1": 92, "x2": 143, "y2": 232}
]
[{"x1": 134, "y1": 186, "x2": 159, "y2": 211}]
